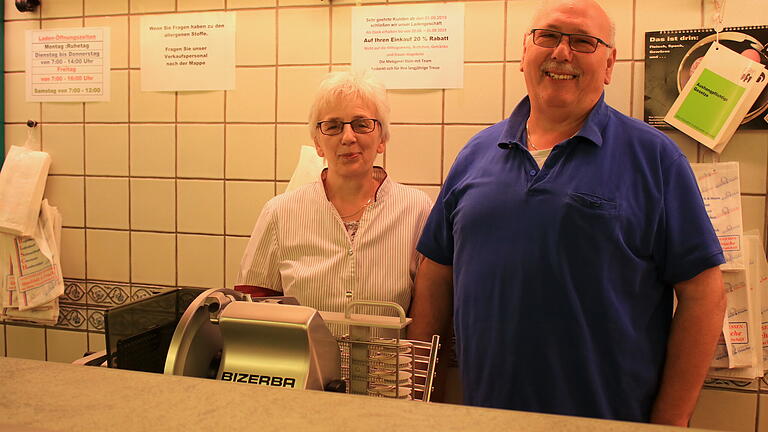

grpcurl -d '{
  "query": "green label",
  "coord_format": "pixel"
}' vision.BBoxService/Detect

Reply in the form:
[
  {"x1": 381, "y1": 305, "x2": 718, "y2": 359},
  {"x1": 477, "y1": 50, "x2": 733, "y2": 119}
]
[{"x1": 674, "y1": 68, "x2": 745, "y2": 138}]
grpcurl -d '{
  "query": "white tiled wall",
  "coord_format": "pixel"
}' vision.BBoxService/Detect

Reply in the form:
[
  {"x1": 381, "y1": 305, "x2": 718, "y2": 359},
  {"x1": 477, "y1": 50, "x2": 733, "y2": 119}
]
[
  {"x1": 6, "y1": 325, "x2": 45, "y2": 360},
  {"x1": 4, "y1": 0, "x2": 758, "y2": 291},
  {"x1": 690, "y1": 387, "x2": 759, "y2": 432},
  {"x1": 46, "y1": 329, "x2": 88, "y2": 363},
  {"x1": 2, "y1": 0, "x2": 768, "y2": 428}
]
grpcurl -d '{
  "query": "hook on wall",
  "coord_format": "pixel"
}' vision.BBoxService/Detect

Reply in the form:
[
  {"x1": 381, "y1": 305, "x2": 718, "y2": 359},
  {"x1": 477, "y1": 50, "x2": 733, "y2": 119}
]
[
  {"x1": 26, "y1": 120, "x2": 38, "y2": 128},
  {"x1": 15, "y1": 0, "x2": 40, "y2": 12}
]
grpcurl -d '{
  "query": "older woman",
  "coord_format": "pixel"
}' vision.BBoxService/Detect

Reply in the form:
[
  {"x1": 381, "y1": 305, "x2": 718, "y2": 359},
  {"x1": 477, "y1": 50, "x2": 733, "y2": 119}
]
[{"x1": 235, "y1": 71, "x2": 432, "y2": 334}]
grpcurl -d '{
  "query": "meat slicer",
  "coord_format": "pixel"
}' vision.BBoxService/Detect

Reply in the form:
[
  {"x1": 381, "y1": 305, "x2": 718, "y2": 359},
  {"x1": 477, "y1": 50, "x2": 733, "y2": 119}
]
[{"x1": 164, "y1": 288, "x2": 342, "y2": 391}]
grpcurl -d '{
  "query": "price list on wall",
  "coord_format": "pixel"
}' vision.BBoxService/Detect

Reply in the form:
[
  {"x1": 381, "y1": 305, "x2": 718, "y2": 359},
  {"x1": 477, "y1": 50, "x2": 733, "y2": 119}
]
[{"x1": 25, "y1": 27, "x2": 111, "y2": 102}]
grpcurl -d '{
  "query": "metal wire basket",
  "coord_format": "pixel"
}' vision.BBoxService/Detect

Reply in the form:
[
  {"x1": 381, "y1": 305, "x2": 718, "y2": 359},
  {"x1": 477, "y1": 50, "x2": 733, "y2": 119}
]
[
  {"x1": 322, "y1": 301, "x2": 440, "y2": 402},
  {"x1": 337, "y1": 335, "x2": 440, "y2": 401}
]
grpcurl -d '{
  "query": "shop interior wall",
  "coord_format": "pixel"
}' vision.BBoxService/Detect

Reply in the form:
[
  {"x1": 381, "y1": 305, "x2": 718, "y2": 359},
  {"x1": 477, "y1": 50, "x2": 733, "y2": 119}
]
[{"x1": 1, "y1": 0, "x2": 768, "y2": 429}]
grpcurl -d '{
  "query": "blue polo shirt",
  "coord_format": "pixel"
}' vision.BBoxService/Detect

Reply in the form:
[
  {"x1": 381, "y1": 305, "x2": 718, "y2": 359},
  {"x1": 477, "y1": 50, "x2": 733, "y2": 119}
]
[{"x1": 417, "y1": 95, "x2": 724, "y2": 422}]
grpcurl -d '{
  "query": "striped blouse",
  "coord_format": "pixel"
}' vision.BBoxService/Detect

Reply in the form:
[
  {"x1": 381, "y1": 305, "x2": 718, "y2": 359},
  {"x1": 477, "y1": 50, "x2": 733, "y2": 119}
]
[{"x1": 236, "y1": 167, "x2": 433, "y2": 335}]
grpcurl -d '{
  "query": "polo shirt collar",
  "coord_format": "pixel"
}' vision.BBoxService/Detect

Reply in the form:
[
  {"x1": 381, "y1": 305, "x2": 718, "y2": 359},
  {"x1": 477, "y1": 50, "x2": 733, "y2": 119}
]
[
  {"x1": 497, "y1": 93, "x2": 609, "y2": 150},
  {"x1": 371, "y1": 166, "x2": 390, "y2": 202},
  {"x1": 317, "y1": 166, "x2": 391, "y2": 202}
]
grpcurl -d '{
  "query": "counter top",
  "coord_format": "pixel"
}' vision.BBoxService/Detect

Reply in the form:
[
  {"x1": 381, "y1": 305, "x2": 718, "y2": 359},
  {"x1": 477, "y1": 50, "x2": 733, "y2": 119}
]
[{"x1": 1, "y1": 357, "x2": 698, "y2": 431}]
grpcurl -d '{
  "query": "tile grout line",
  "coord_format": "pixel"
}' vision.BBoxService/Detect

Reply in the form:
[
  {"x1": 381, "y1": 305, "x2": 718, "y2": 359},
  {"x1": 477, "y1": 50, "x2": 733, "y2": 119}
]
[
  {"x1": 223, "y1": 51, "x2": 229, "y2": 289},
  {"x1": 174, "y1": 98, "x2": 180, "y2": 288},
  {"x1": 628, "y1": 0, "x2": 636, "y2": 119},
  {"x1": 80, "y1": 4, "x2": 90, "y2": 330},
  {"x1": 124, "y1": 3, "x2": 133, "y2": 314},
  {"x1": 174, "y1": 0, "x2": 180, "y2": 287},
  {"x1": 754, "y1": 378, "x2": 761, "y2": 432},
  {"x1": 273, "y1": 4, "x2": 280, "y2": 199}
]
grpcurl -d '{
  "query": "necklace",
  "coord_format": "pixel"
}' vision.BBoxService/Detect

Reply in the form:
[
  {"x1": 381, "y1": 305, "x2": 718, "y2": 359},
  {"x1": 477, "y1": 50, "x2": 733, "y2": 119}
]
[
  {"x1": 525, "y1": 122, "x2": 539, "y2": 151},
  {"x1": 339, "y1": 197, "x2": 374, "y2": 219}
]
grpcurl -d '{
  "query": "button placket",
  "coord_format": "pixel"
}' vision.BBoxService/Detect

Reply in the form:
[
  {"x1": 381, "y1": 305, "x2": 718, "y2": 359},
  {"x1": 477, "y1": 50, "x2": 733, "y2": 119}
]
[{"x1": 346, "y1": 246, "x2": 356, "y2": 299}]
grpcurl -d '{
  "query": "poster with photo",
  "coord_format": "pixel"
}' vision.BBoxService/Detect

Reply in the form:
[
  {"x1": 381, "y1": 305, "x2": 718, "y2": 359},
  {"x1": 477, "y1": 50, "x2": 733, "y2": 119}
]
[{"x1": 644, "y1": 25, "x2": 768, "y2": 130}]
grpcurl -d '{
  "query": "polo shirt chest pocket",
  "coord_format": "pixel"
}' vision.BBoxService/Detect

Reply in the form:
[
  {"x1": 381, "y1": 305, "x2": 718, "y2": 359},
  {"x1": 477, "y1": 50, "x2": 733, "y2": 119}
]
[
  {"x1": 561, "y1": 191, "x2": 621, "y2": 235},
  {"x1": 555, "y1": 191, "x2": 623, "y2": 269},
  {"x1": 566, "y1": 192, "x2": 618, "y2": 214}
]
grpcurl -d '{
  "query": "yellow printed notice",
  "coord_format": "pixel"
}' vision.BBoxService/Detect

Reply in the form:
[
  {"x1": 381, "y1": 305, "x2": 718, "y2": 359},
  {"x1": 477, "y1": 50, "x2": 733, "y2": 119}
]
[
  {"x1": 351, "y1": 4, "x2": 464, "y2": 89},
  {"x1": 140, "y1": 12, "x2": 235, "y2": 91}
]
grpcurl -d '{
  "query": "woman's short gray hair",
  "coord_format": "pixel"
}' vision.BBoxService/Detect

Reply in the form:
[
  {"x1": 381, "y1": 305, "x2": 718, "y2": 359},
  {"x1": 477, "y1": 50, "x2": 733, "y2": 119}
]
[{"x1": 307, "y1": 71, "x2": 391, "y2": 142}]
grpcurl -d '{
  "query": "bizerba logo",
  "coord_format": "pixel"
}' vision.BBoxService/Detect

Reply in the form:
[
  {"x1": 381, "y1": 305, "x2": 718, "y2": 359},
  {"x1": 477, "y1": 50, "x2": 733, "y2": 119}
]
[{"x1": 220, "y1": 371, "x2": 297, "y2": 388}]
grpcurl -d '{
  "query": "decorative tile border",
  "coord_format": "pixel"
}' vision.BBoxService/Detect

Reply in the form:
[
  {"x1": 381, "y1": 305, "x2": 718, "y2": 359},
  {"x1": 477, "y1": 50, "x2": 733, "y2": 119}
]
[
  {"x1": 176, "y1": 288, "x2": 203, "y2": 306},
  {"x1": 63, "y1": 280, "x2": 86, "y2": 304},
  {"x1": 761, "y1": 376, "x2": 768, "y2": 393},
  {"x1": 1, "y1": 280, "x2": 179, "y2": 331},
  {"x1": 5, "y1": 285, "x2": 203, "y2": 338},
  {"x1": 136, "y1": 285, "x2": 173, "y2": 299},
  {"x1": 131, "y1": 286, "x2": 162, "y2": 302},
  {"x1": 56, "y1": 304, "x2": 88, "y2": 330},
  {"x1": 704, "y1": 377, "x2": 759, "y2": 392},
  {"x1": 87, "y1": 307, "x2": 107, "y2": 333},
  {"x1": 87, "y1": 282, "x2": 131, "y2": 307}
]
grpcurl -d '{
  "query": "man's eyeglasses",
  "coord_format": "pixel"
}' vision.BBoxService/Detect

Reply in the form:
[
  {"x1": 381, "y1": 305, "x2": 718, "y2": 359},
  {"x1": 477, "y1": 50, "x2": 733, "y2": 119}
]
[
  {"x1": 317, "y1": 118, "x2": 379, "y2": 136},
  {"x1": 530, "y1": 29, "x2": 612, "y2": 53}
]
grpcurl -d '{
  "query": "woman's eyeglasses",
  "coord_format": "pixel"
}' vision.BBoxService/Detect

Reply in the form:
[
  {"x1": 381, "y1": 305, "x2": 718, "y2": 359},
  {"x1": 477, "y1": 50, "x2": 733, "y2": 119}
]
[
  {"x1": 530, "y1": 28, "x2": 612, "y2": 53},
  {"x1": 317, "y1": 118, "x2": 378, "y2": 136}
]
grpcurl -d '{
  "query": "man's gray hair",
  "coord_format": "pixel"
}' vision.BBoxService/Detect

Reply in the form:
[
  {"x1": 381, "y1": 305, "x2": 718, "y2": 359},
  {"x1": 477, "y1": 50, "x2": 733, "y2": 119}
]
[
  {"x1": 307, "y1": 71, "x2": 391, "y2": 142},
  {"x1": 529, "y1": 0, "x2": 616, "y2": 47}
]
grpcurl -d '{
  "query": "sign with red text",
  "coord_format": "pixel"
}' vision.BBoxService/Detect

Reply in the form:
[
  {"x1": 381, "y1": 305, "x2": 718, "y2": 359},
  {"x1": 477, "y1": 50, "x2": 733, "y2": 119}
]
[
  {"x1": 691, "y1": 162, "x2": 744, "y2": 271},
  {"x1": 352, "y1": 4, "x2": 464, "y2": 89},
  {"x1": 140, "y1": 12, "x2": 235, "y2": 91},
  {"x1": 26, "y1": 27, "x2": 111, "y2": 102}
]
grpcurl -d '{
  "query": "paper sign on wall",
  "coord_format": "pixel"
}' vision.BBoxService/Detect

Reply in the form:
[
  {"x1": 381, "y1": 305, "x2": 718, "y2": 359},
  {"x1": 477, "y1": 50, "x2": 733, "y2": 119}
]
[
  {"x1": 140, "y1": 12, "x2": 235, "y2": 91},
  {"x1": 691, "y1": 162, "x2": 744, "y2": 271},
  {"x1": 664, "y1": 43, "x2": 767, "y2": 153},
  {"x1": 25, "y1": 27, "x2": 111, "y2": 102},
  {"x1": 709, "y1": 233, "x2": 765, "y2": 379},
  {"x1": 351, "y1": 4, "x2": 464, "y2": 89}
]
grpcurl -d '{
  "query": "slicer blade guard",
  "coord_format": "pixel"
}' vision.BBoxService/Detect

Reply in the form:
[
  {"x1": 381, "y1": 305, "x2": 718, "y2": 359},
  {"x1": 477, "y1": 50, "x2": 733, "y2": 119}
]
[{"x1": 164, "y1": 288, "x2": 341, "y2": 391}]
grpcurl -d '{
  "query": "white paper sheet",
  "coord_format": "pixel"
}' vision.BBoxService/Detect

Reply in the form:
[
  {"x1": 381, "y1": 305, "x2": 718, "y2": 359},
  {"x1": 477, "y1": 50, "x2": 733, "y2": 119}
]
[
  {"x1": 26, "y1": 27, "x2": 111, "y2": 102},
  {"x1": 140, "y1": 12, "x2": 235, "y2": 91},
  {"x1": 351, "y1": 4, "x2": 464, "y2": 89},
  {"x1": 710, "y1": 234, "x2": 764, "y2": 379},
  {"x1": 691, "y1": 162, "x2": 744, "y2": 270},
  {"x1": 750, "y1": 230, "x2": 768, "y2": 372},
  {"x1": 1, "y1": 201, "x2": 63, "y2": 324},
  {"x1": 0, "y1": 145, "x2": 52, "y2": 237}
]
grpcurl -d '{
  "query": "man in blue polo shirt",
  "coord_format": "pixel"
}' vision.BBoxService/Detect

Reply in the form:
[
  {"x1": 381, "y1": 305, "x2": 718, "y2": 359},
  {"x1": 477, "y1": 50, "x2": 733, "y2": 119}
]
[{"x1": 408, "y1": 0, "x2": 725, "y2": 426}]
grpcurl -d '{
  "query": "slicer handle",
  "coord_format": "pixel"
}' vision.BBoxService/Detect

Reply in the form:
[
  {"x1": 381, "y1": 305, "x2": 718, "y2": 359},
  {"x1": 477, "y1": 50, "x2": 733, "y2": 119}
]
[{"x1": 344, "y1": 300, "x2": 407, "y2": 324}]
